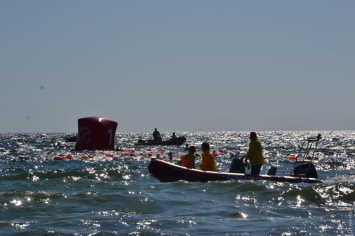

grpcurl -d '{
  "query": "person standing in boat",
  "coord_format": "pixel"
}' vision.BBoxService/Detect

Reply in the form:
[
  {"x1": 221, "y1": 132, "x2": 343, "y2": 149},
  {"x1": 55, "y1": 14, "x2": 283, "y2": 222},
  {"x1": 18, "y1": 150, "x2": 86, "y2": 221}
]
[
  {"x1": 243, "y1": 132, "x2": 265, "y2": 176},
  {"x1": 171, "y1": 132, "x2": 177, "y2": 139},
  {"x1": 180, "y1": 146, "x2": 196, "y2": 168},
  {"x1": 153, "y1": 128, "x2": 162, "y2": 141},
  {"x1": 198, "y1": 142, "x2": 217, "y2": 171}
]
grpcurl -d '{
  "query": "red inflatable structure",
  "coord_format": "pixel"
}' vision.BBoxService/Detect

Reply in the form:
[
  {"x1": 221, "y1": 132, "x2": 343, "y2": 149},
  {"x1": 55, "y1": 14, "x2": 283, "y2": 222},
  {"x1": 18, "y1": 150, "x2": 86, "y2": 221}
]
[{"x1": 75, "y1": 116, "x2": 118, "y2": 151}]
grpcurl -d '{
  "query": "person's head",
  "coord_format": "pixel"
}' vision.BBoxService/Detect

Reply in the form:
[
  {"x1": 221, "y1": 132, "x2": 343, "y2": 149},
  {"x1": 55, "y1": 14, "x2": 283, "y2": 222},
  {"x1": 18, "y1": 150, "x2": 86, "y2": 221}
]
[
  {"x1": 189, "y1": 146, "x2": 196, "y2": 153},
  {"x1": 250, "y1": 132, "x2": 257, "y2": 139},
  {"x1": 155, "y1": 128, "x2": 158, "y2": 131},
  {"x1": 201, "y1": 142, "x2": 210, "y2": 151}
]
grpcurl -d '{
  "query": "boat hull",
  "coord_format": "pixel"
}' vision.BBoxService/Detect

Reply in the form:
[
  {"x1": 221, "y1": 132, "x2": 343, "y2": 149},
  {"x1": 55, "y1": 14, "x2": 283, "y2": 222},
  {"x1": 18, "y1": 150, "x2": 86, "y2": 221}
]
[
  {"x1": 148, "y1": 158, "x2": 322, "y2": 184},
  {"x1": 135, "y1": 136, "x2": 186, "y2": 146}
]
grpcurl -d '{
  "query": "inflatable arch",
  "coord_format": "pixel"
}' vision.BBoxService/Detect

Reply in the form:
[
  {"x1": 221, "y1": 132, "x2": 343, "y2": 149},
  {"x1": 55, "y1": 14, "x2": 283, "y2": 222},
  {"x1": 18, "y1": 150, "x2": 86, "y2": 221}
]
[{"x1": 75, "y1": 116, "x2": 118, "y2": 151}]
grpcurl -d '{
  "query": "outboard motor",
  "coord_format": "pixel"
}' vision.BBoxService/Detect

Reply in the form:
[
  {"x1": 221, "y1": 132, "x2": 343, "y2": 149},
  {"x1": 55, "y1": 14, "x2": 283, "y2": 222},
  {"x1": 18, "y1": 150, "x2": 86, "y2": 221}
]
[
  {"x1": 267, "y1": 166, "x2": 277, "y2": 175},
  {"x1": 229, "y1": 152, "x2": 245, "y2": 174},
  {"x1": 293, "y1": 163, "x2": 318, "y2": 178}
]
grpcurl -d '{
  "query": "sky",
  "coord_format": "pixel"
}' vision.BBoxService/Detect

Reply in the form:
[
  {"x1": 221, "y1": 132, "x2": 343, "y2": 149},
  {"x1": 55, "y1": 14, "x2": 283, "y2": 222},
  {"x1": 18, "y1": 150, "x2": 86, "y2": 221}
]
[{"x1": 1, "y1": 0, "x2": 354, "y2": 133}]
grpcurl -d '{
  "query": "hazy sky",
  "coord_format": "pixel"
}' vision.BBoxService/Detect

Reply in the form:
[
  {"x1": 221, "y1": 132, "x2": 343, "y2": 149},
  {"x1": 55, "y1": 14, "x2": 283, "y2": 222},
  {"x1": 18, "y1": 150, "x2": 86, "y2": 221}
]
[{"x1": 1, "y1": 1, "x2": 354, "y2": 133}]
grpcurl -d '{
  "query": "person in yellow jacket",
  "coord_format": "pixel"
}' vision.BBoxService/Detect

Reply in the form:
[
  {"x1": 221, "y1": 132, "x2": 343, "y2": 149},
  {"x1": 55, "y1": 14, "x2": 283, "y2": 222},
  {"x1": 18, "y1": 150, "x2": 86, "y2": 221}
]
[
  {"x1": 243, "y1": 132, "x2": 265, "y2": 176},
  {"x1": 180, "y1": 146, "x2": 196, "y2": 169},
  {"x1": 198, "y1": 142, "x2": 217, "y2": 171}
]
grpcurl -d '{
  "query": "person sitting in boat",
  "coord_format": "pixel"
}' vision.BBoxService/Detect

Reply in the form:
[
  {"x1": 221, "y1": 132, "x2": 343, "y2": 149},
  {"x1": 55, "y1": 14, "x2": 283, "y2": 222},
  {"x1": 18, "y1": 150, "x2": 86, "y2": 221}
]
[
  {"x1": 171, "y1": 132, "x2": 177, "y2": 139},
  {"x1": 243, "y1": 132, "x2": 265, "y2": 176},
  {"x1": 180, "y1": 146, "x2": 196, "y2": 168},
  {"x1": 153, "y1": 128, "x2": 162, "y2": 141},
  {"x1": 197, "y1": 142, "x2": 217, "y2": 171}
]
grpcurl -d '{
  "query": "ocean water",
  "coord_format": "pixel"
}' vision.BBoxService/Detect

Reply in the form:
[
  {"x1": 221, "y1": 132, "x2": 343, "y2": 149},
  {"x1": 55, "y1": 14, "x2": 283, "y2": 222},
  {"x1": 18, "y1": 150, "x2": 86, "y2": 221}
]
[{"x1": 0, "y1": 131, "x2": 354, "y2": 235}]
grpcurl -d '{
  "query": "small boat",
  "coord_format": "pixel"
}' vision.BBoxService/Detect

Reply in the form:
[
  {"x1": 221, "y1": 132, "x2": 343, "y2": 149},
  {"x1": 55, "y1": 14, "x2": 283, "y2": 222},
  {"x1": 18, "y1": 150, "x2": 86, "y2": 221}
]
[
  {"x1": 135, "y1": 136, "x2": 186, "y2": 146},
  {"x1": 148, "y1": 134, "x2": 323, "y2": 184},
  {"x1": 148, "y1": 158, "x2": 322, "y2": 183},
  {"x1": 65, "y1": 135, "x2": 77, "y2": 142}
]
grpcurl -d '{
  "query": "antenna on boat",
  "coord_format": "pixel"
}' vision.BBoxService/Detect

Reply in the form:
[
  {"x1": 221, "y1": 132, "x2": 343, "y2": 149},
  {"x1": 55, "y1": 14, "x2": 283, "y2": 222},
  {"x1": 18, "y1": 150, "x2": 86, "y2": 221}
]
[{"x1": 290, "y1": 133, "x2": 322, "y2": 178}]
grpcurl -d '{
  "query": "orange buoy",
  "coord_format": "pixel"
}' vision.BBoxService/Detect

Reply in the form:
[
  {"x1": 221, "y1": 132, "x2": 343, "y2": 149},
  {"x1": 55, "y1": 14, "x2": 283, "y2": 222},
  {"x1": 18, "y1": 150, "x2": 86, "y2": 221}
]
[
  {"x1": 105, "y1": 153, "x2": 114, "y2": 158},
  {"x1": 218, "y1": 148, "x2": 226, "y2": 153},
  {"x1": 147, "y1": 152, "x2": 153, "y2": 157},
  {"x1": 66, "y1": 154, "x2": 73, "y2": 159},
  {"x1": 83, "y1": 155, "x2": 89, "y2": 159},
  {"x1": 288, "y1": 155, "x2": 297, "y2": 161},
  {"x1": 54, "y1": 156, "x2": 64, "y2": 161},
  {"x1": 158, "y1": 148, "x2": 165, "y2": 153}
]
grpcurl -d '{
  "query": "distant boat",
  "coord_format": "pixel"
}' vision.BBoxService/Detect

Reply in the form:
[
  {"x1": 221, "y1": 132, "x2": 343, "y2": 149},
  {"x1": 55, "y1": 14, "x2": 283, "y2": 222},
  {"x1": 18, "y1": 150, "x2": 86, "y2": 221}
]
[
  {"x1": 65, "y1": 135, "x2": 77, "y2": 142},
  {"x1": 134, "y1": 136, "x2": 186, "y2": 146}
]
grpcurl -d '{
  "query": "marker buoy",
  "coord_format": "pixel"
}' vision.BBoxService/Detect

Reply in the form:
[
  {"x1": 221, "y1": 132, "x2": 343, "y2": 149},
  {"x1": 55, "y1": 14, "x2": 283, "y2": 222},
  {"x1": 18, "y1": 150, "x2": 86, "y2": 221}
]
[
  {"x1": 66, "y1": 154, "x2": 73, "y2": 159},
  {"x1": 218, "y1": 148, "x2": 227, "y2": 153},
  {"x1": 75, "y1": 116, "x2": 118, "y2": 151},
  {"x1": 127, "y1": 149, "x2": 135, "y2": 156},
  {"x1": 288, "y1": 155, "x2": 297, "y2": 161},
  {"x1": 105, "y1": 153, "x2": 114, "y2": 158},
  {"x1": 54, "y1": 156, "x2": 64, "y2": 161}
]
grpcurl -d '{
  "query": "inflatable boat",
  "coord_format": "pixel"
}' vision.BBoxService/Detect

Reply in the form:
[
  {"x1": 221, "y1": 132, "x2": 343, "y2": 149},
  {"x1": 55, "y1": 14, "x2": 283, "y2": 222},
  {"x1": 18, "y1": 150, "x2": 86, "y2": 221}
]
[
  {"x1": 148, "y1": 134, "x2": 323, "y2": 184},
  {"x1": 135, "y1": 136, "x2": 186, "y2": 146},
  {"x1": 148, "y1": 158, "x2": 322, "y2": 183}
]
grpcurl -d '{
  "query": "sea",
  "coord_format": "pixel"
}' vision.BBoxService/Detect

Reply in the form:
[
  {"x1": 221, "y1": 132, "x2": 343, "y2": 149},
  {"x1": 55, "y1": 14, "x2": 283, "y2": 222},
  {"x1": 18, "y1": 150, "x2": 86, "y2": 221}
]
[{"x1": 0, "y1": 131, "x2": 354, "y2": 236}]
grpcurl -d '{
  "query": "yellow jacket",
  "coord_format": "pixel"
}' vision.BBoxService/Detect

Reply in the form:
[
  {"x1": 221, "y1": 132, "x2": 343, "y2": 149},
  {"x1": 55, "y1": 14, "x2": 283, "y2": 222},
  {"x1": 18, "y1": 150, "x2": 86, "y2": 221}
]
[
  {"x1": 198, "y1": 150, "x2": 217, "y2": 171},
  {"x1": 244, "y1": 137, "x2": 265, "y2": 166},
  {"x1": 180, "y1": 152, "x2": 196, "y2": 169}
]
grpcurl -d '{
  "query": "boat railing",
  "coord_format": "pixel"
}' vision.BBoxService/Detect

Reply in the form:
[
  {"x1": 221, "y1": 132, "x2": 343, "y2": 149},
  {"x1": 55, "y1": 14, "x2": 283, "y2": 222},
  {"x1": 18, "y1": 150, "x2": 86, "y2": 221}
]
[{"x1": 290, "y1": 134, "x2": 321, "y2": 178}]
